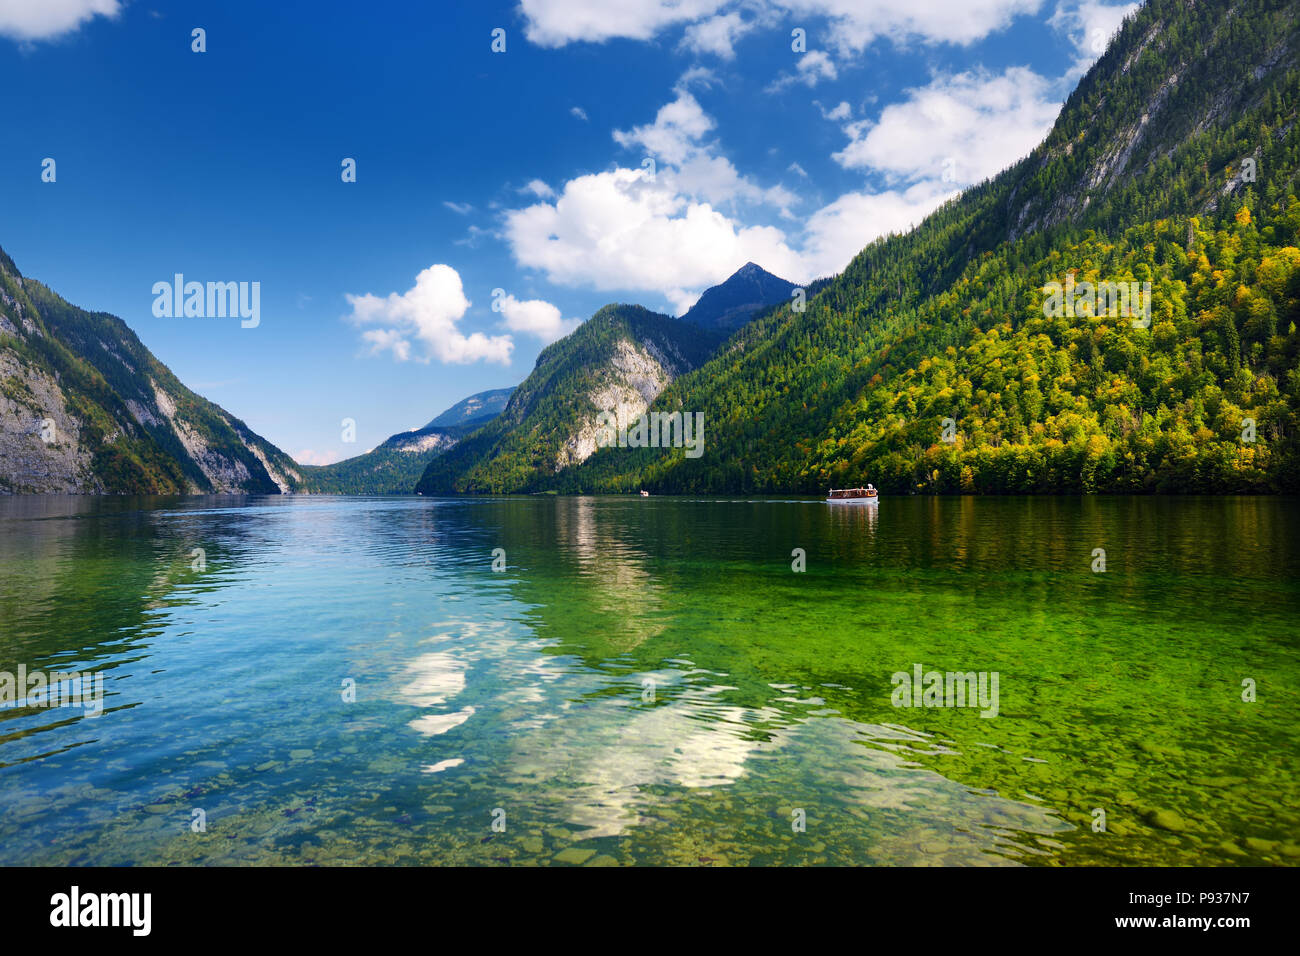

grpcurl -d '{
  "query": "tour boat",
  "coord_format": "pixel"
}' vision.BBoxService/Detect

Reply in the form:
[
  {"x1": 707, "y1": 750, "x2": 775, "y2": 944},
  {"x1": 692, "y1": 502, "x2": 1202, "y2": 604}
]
[{"x1": 826, "y1": 485, "x2": 880, "y2": 504}]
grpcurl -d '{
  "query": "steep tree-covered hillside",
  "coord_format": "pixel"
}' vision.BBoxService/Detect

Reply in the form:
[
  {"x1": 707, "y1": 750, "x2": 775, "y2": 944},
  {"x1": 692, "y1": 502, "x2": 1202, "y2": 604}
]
[
  {"x1": 1, "y1": 248, "x2": 303, "y2": 494},
  {"x1": 416, "y1": 305, "x2": 720, "y2": 494}
]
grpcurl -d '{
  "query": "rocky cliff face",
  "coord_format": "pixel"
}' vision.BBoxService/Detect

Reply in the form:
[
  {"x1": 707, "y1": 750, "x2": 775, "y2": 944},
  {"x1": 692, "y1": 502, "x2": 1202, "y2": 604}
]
[
  {"x1": 559, "y1": 337, "x2": 683, "y2": 469},
  {"x1": 416, "y1": 303, "x2": 717, "y2": 494},
  {"x1": 0, "y1": 247, "x2": 303, "y2": 495}
]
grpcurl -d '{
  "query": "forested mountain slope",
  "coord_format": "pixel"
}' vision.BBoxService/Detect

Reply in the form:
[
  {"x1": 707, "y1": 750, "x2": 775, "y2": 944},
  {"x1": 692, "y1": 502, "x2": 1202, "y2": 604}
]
[
  {"x1": 0, "y1": 247, "x2": 303, "y2": 495},
  {"x1": 416, "y1": 304, "x2": 719, "y2": 494}
]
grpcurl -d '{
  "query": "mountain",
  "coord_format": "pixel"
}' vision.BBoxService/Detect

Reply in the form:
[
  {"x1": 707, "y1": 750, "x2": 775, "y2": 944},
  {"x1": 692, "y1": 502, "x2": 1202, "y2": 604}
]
[
  {"x1": 415, "y1": 263, "x2": 805, "y2": 495},
  {"x1": 0, "y1": 247, "x2": 304, "y2": 495},
  {"x1": 296, "y1": 390, "x2": 514, "y2": 494},
  {"x1": 294, "y1": 427, "x2": 464, "y2": 495},
  {"x1": 534, "y1": 0, "x2": 1300, "y2": 496},
  {"x1": 415, "y1": 304, "x2": 719, "y2": 494},
  {"x1": 681, "y1": 262, "x2": 798, "y2": 333},
  {"x1": 425, "y1": 387, "x2": 514, "y2": 428}
]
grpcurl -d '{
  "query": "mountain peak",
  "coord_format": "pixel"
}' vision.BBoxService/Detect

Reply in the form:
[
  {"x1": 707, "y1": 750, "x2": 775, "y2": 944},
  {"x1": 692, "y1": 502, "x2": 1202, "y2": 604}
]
[{"x1": 683, "y1": 262, "x2": 796, "y2": 333}]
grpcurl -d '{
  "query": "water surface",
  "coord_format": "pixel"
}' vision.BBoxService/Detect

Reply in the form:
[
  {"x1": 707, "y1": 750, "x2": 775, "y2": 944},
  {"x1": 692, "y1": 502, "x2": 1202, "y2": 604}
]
[{"x1": 0, "y1": 494, "x2": 1296, "y2": 866}]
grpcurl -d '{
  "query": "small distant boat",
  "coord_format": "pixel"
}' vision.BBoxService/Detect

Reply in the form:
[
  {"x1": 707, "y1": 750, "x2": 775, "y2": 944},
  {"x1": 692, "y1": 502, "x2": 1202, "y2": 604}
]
[
  {"x1": 639, "y1": 489, "x2": 650, "y2": 497},
  {"x1": 826, "y1": 485, "x2": 879, "y2": 504}
]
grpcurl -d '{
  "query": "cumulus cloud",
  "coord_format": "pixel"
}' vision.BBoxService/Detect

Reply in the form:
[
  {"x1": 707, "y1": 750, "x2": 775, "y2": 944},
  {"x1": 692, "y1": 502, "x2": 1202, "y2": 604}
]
[
  {"x1": 519, "y1": 0, "x2": 1042, "y2": 53},
  {"x1": 443, "y1": 201, "x2": 474, "y2": 215},
  {"x1": 504, "y1": 164, "x2": 960, "y2": 312},
  {"x1": 570, "y1": 105, "x2": 589, "y2": 121},
  {"x1": 680, "y1": 11, "x2": 752, "y2": 59},
  {"x1": 768, "y1": 50, "x2": 838, "y2": 91},
  {"x1": 521, "y1": 178, "x2": 556, "y2": 199},
  {"x1": 613, "y1": 91, "x2": 716, "y2": 166},
  {"x1": 346, "y1": 265, "x2": 513, "y2": 364},
  {"x1": 800, "y1": 182, "x2": 958, "y2": 274},
  {"x1": 833, "y1": 67, "x2": 1061, "y2": 186},
  {"x1": 779, "y1": 0, "x2": 1044, "y2": 54},
  {"x1": 676, "y1": 65, "x2": 719, "y2": 91},
  {"x1": 0, "y1": 0, "x2": 119, "y2": 41},
  {"x1": 294, "y1": 448, "x2": 344, "y2": 466},
  {"x1": 503, "y1": 77, "x2": 989, "y2": 311},
  {"x1": 519, "y1": 0, "x2": 729, "y2": 47},
  {"x1": 612, "y1": 90, "x2": 798, "y2": 211},
  {"x1": 497, "y1": 294, "x2": 583, "y2": 343},
  {"x1": 820, "y1": 100, "x2": 852, "y2": 121},
  {"x1": 505, "y1": 167, "x2": 807, "y2": 314}
]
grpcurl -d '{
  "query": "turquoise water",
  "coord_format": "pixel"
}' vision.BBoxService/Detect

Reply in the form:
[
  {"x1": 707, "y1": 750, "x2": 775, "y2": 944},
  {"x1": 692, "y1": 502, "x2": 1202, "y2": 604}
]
[{"x1": 0, "y1": 494, "x2": 1296, "y2": 865}]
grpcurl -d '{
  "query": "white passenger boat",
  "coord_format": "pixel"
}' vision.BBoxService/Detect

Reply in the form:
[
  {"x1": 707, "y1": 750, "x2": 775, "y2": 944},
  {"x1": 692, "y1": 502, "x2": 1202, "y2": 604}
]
[{"x1": 826, "y1": 485, "x2": 880, "y2": 504}]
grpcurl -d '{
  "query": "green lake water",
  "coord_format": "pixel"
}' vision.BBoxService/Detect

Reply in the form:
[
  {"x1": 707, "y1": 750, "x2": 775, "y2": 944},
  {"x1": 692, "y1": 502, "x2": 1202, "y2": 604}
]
[{"x1": 0, "y1": 494, "x2": 1296, "y2": 866}]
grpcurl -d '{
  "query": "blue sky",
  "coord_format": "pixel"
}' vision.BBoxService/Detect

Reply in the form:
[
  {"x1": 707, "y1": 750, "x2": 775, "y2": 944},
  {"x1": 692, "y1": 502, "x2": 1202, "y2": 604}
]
[{"x1": 0, "y1": 0, "x2": 1136, "y2": 464}]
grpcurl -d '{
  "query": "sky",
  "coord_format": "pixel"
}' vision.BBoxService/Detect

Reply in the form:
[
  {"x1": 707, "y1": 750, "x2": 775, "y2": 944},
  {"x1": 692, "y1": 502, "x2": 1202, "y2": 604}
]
[{"x1": 0, "y1": 0, "x2": 1137, "y2": 464}]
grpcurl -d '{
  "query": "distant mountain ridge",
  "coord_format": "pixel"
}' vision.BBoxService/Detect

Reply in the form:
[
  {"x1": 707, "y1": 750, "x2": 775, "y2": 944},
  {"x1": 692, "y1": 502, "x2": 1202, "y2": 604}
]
[
  {"x1": 297, "y1": 388, "x2": 514, "y2": 494},
  {"x1": 425, "y1": 387, "x2": 514, "y2": 428}
]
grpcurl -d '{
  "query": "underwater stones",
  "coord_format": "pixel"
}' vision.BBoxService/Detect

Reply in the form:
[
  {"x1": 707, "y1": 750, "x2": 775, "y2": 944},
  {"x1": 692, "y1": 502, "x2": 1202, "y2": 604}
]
[
  {"x1": 553, "y1": 847, "x2": 595, "y2": 865},
  {"x1": 520, "y1": 836, "x2": 544, "y2": 855},
  {"x1": 1137, "y1": 740, "x2": 1178, "y2": 757},
  {"x1": 1145, "y1": 809, "x2": 1191, "y2": 832},
  {"x1": 586, "y1": 854, "x2": 619, "y2": 866},
  {"x1": 1189, "y1": 775, "x2": 1244, "y2": 788}
]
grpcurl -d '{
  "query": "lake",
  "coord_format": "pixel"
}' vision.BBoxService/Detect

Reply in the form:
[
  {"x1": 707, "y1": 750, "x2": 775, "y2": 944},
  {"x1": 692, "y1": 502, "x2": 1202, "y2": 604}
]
[{"x1": 0, "y1": 494, "x2": 1296, "y2": 866}]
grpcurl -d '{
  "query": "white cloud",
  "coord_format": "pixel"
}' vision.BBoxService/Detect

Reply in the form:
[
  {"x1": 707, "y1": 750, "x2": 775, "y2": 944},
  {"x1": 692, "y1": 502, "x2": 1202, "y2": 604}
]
[
  {"x1": 780, "y1": 0, "x2": 1044, "y2": 54},
  {"x1": 787, "y1": 161, "x2": 808, "y2": 178},
  {"x1": 294, "y1": 448, "x2": 344, "y2": 466},
  {"x1": 518, "y1": 0, "x2": 1042, "y2": 52},
  {"x1": 613, "y1": 91, "x2": 800, "y2": 212},
  {"x1": 676, "y1": 65, "x2": 719, "y2": 91},
  {"x1": 505, "y1": 164, "x2": 957, "y2": 311},
  {"x1": 505, "y1": 80, "x2": 970, "y2": 310},
  {"x1": 768, "y1": 50, "x2": 838, "y2": 91},
  {"x1": 519, "y1": 0, "x2": 729, "y2": 47},
  {"x1": 570, "y1": 105, "x2": 589, "y2": 121},
  {"x1": 505, "y1": 167, "x2": 807, "y2": 314},
  {"x1": 833, "y1": 67, "x2": 1061, "y2": 186},
  {"x1": 443, "y1": 201, "x2": 474, "y2": 215},
  {"x1": 613, "y1": 91, "x2": 715, "y2": 166},
  {"x1": 521, "y1": 179, "x2": 556, "y2": 199},
  {"x1": 800, "y1": 181, "x2": 958, "y2": 277},
  {"x1": 680, "y1": 11, "x2": 752, "y2": 59},
  {"x1": 346, "y1": 265, "x2": 513, "y2": 364},
  {"x1": 0, "y1": 0, "x2": 119, "y2": 41},
  {"x1": 497, "y1": 294, "x2": 583, "y2": 343},
  {"x1": 821, "y1": 100, "x2": 852, "y2": 121},
  {"x1": 1049, "y1": 0, "x2": 1138, "y2": 75}
]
